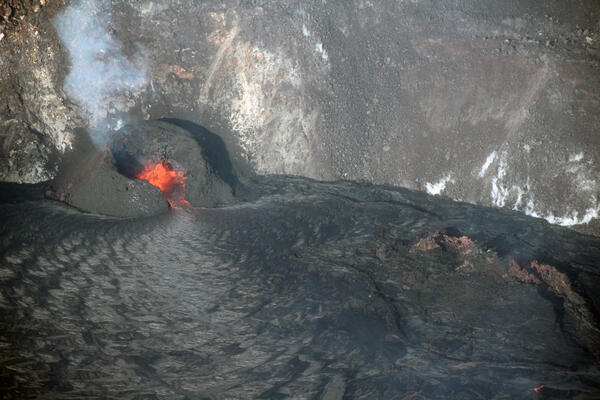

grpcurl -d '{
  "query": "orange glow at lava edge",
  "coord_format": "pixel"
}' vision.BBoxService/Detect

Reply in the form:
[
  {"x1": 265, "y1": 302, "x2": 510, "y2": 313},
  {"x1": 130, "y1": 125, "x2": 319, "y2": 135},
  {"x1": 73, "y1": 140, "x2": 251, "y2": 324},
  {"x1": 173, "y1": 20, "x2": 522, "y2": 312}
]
[{"x1": 136, "y1": 160, "x2": 189, "y2": 207}]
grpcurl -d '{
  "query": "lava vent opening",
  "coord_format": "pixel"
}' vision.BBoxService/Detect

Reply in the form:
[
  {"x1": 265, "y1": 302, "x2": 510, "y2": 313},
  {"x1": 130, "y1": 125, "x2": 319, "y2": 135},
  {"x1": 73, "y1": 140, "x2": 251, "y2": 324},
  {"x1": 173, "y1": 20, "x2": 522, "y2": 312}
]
[{"x1": 135, "y1": 160, "x2": 189, "y2": 207}]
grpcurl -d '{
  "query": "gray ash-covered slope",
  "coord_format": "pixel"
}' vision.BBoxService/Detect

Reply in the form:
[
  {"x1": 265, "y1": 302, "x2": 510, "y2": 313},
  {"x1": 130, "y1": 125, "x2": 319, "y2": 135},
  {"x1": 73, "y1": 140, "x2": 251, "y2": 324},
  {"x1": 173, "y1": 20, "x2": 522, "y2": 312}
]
[{"x1": 1, "y1": 177, "x2": 600, "y2": 399}]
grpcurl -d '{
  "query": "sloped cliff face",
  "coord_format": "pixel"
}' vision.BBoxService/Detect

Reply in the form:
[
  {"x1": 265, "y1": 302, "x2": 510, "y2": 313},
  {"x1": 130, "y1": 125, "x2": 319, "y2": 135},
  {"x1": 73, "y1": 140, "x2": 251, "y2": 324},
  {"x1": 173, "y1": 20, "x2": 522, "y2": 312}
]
[{"x1": 1, "y1": 0, "x2": 600, "y2": 233}]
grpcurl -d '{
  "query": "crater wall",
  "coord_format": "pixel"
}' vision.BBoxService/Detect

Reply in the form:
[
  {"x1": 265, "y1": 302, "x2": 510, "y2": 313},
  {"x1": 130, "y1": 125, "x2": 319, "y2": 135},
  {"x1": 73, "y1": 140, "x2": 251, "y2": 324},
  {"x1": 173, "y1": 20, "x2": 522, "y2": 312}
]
[{"x1": 1, "y1": 0, "x2": 599, "y2": 233}]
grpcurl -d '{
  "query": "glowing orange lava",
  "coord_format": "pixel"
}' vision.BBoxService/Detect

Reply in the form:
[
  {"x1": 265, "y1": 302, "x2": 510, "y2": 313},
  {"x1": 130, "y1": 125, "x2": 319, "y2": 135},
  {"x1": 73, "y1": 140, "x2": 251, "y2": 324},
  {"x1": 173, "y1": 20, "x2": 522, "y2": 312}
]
[{"x1": 136, "y1": 160, "x2": 189, "y2": 207}]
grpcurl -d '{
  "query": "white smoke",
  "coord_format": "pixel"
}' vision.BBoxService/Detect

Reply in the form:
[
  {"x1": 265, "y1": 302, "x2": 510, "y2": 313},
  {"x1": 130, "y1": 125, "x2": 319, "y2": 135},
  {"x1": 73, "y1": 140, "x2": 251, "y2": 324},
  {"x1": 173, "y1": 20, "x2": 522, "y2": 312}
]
[{"x1": 53, "y1": 0, "x2": 147, "y2": 146}]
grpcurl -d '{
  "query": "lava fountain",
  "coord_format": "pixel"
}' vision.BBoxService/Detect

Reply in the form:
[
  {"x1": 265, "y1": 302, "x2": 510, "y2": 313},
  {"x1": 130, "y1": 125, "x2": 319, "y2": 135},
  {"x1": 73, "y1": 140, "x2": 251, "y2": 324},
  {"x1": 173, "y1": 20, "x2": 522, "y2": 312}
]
[{"x1": 136, "y1": 160, "x2": 189, "y2": 207}]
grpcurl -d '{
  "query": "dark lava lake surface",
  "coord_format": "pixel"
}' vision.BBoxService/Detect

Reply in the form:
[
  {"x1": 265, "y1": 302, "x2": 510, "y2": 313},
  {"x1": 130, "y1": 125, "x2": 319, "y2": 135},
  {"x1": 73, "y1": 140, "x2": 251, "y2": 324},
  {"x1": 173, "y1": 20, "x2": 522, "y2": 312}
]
[{"x1": 1, "y1": 176, "x2": 599, "y2": 399}]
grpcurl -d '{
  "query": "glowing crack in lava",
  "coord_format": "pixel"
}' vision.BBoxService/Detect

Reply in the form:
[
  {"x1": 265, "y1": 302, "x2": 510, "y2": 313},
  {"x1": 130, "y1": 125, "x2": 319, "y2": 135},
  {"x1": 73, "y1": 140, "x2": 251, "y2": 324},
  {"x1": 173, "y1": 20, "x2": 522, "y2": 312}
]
[{"x1": 136, "y1": 160, "x2": 189, "y2": 207}]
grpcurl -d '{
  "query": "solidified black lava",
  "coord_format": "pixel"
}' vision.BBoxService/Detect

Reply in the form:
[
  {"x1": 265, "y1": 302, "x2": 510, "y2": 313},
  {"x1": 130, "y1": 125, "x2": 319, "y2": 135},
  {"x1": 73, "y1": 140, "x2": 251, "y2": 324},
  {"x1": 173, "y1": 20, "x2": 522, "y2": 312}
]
[{"x1": 1, "y1": 175, "x2": 599, "y2": 399}]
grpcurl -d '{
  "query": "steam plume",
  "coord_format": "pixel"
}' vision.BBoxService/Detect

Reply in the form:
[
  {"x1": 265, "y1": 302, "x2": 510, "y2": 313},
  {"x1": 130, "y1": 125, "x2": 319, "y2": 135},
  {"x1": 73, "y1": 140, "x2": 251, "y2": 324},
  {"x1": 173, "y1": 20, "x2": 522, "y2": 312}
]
[{"x1": 53, "y1": 0, "x2": 147, "y2": 146}]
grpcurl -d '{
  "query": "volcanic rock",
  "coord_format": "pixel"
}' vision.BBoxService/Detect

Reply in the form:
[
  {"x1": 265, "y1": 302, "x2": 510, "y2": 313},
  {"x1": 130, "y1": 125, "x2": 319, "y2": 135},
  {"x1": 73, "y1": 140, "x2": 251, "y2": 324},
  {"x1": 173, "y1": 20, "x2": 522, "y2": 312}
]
[
  {"x1": 1, "y1": 0, "x2": 600, "y2": 232},
  {"x1": 0, "y1": 119, "x2": 56, "y2": 183},
  {"x1": 111, "y1": 119, "x2": 238, "y2": 208},
  {"x1": 50, "y1": 148, "x2": 168, "y2": 218}
]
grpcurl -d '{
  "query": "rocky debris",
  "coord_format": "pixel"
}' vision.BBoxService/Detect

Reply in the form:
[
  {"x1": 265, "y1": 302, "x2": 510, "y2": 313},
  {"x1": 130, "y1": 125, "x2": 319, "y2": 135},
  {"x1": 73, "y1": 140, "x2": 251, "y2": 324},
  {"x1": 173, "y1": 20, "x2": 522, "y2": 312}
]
[
  {"x1": 505, "y1": 259, "x2": 600, "y2": 361},
  {"x1": 505, "y1": 259, "x2": 542, "y2": 284},
  {"x1": 410, "y1": 231, "x2": 483, "y2": 272},
  {"x1": 0, "y1": 119, "x2": 55, "y2": 183},
  {"x1": 1, "y1": 1, "x2": 47, "y2": 31},
  {"x1": 0, "y1": 0, "x2": 79, "y2": 184},
  {"x1": 410, "y1": 231, "x2": 477, "y2": 255},
  {"x1": 385, "y1": 227, "x2": 600, "y2": 367},
  {"x1": 0, "y1": 1, "x2": 48, "y2": 43}
]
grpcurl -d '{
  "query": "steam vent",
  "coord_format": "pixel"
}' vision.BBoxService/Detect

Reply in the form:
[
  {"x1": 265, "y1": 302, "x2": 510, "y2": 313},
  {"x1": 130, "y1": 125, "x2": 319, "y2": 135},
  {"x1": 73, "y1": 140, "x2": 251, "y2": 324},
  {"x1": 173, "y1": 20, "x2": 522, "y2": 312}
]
[{"x1": 1, "y1": 0, "x2": 600, "y2": 398}]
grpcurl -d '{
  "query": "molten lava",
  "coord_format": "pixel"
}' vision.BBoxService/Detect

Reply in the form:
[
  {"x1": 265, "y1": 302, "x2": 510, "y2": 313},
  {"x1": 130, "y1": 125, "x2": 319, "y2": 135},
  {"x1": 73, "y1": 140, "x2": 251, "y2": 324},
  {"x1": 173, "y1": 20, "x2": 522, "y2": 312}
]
[{"x1": 136, "y1": 160, "x2": 189, "y2": 207}]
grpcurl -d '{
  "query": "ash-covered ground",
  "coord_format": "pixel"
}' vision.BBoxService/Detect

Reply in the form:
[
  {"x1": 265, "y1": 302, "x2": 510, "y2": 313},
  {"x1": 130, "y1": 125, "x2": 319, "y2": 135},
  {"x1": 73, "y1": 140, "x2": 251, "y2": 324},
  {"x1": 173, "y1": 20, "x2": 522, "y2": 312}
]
[{"x1": 1, "y1": 177, "x2": 600, "y2": 399}]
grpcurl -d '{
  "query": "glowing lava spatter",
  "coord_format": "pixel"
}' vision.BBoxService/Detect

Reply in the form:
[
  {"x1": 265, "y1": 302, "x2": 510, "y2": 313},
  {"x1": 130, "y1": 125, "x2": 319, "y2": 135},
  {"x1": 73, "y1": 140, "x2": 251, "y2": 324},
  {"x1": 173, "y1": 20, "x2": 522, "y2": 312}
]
[{"x1": 136, "y1": 160, "x2": 189, "y2": 207}]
